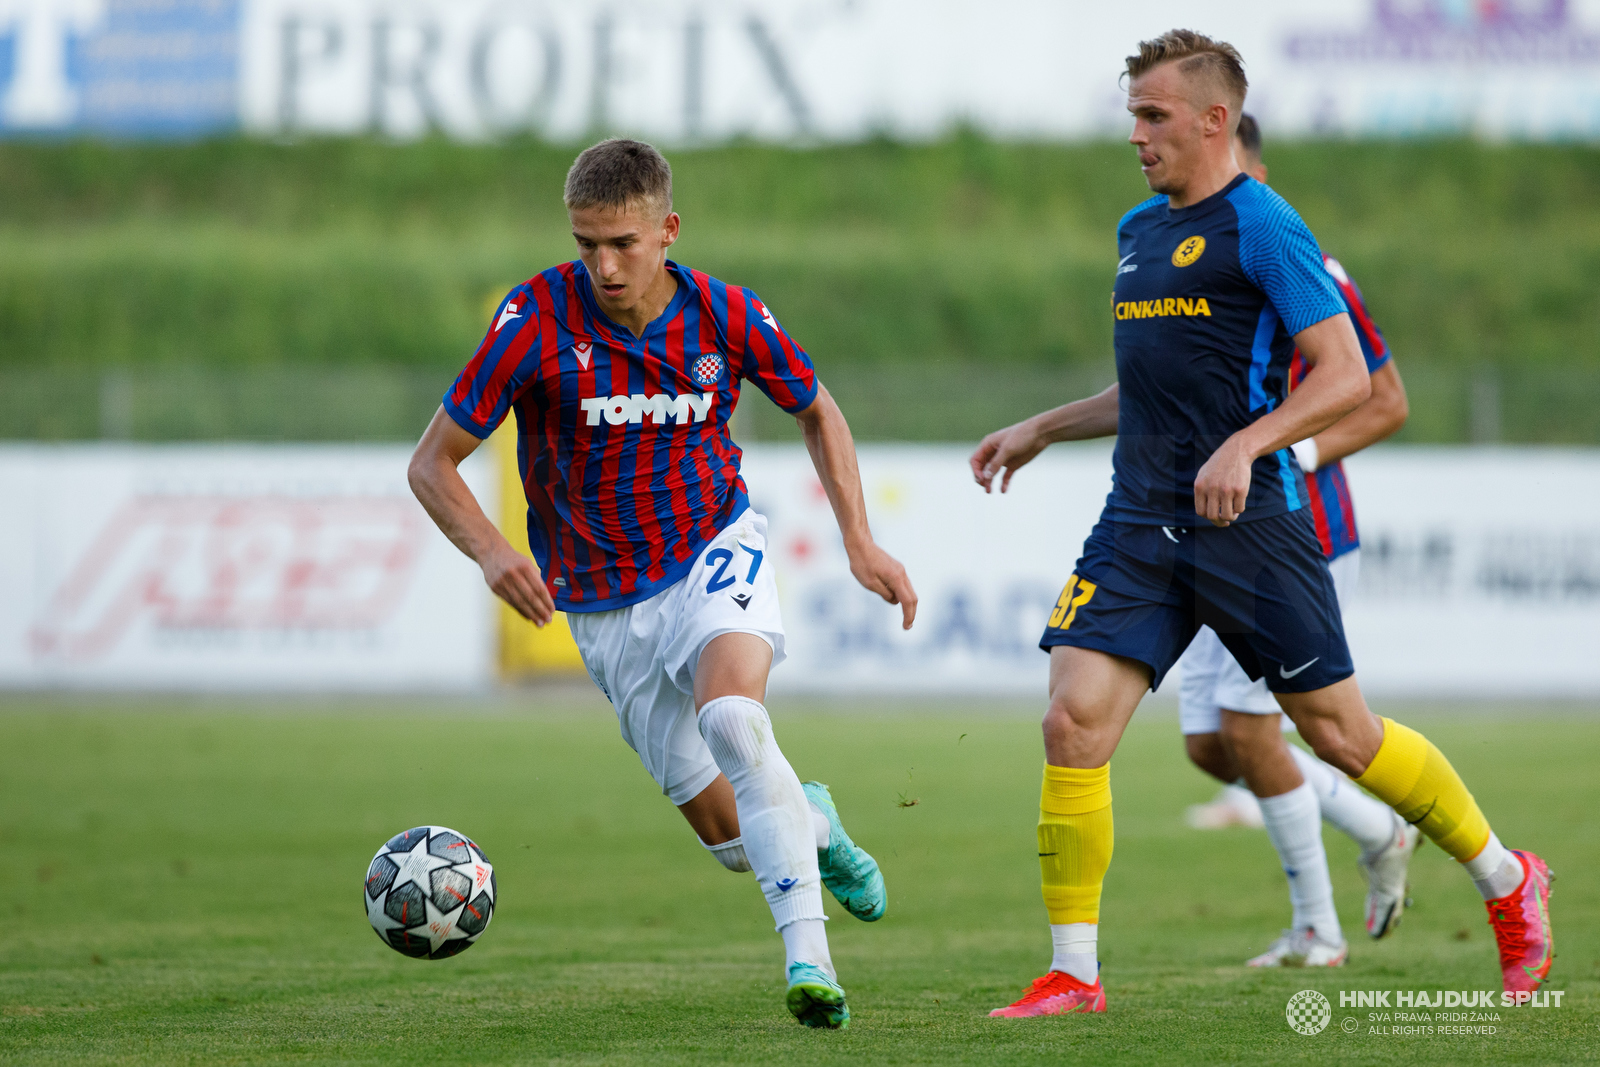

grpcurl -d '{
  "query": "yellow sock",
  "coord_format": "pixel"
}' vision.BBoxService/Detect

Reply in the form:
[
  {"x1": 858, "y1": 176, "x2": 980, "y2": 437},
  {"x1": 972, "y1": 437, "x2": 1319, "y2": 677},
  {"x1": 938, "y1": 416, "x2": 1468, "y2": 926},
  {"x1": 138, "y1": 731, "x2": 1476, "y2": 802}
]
[
  {"x1": 1038, "y1": 763, "x2": 1114, "y2": 924},
  {"x1": 1354, "y1": 718, "x2": 1492, "y2": 862}
]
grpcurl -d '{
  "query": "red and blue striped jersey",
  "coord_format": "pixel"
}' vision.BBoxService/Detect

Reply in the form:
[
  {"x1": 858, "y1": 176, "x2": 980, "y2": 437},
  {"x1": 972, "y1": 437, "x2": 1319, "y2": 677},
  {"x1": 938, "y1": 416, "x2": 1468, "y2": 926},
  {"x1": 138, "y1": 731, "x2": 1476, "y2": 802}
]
[
  {"x1": 444, "y1": 259, "x2": 818, "y2": 612},
  {"x1": 1288, "y1": 254, "x2": 1392, "y2": 561}
]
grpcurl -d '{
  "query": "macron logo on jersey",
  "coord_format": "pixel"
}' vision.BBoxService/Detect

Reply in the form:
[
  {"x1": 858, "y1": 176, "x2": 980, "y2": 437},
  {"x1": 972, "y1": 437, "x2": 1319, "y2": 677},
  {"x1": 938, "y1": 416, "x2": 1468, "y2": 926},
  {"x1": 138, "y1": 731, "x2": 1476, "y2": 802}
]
[
  {"x1": 754, "y1": 300, "x2": 778, "y2": 330},
  {"x1": 495, "y1": 302, "x2": 522, "y2": 332},
  {"x1": 579, "y1": 392, "x2": 716, "y2": 426}
]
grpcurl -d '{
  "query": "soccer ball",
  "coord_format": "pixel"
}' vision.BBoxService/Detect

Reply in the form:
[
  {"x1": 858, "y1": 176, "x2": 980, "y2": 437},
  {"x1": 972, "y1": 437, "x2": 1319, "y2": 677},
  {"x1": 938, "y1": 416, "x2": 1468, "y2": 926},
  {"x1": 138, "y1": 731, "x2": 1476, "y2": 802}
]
[{"x1": 364, "y1": 826, "x2": 496, "y2": 959}]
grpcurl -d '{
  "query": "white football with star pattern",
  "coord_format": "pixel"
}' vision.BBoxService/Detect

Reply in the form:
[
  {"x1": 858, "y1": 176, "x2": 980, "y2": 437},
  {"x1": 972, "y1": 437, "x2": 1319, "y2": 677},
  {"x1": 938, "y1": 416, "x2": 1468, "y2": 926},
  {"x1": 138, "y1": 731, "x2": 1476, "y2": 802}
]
[{"x1": 364, "y1": 826, "x2": 496, "y2": 959}]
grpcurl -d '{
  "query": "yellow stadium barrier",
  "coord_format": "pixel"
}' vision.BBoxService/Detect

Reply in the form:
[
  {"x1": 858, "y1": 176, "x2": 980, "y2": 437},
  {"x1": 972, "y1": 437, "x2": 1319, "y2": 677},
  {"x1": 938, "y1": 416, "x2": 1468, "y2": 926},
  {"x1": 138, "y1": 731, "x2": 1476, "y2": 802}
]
[{"x1": 490, "y1": 421, "x2": 586, "y2": 678}]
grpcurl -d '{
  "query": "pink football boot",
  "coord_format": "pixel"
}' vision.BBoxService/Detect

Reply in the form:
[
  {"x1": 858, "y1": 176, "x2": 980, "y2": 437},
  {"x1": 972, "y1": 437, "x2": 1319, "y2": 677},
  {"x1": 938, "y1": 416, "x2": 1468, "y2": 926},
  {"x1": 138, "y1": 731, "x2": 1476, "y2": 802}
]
[
  {"x1": 1485, "y1": 850, "x2": 1554, "y2": 994},
  {"x1": 989, "y1": 971, "x2": 1107, "y2": 1018}
]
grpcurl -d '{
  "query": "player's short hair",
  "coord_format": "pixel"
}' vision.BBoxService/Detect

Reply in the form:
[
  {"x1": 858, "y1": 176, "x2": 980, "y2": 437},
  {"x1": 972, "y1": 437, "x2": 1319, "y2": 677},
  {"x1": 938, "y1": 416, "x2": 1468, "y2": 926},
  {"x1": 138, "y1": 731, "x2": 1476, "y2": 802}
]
[
  {"x1": 563, "y1": 138, "x2": 673, "y2": 220},
  {"x1": 1125, "y1": 29, "x2": 1248, "y2": 127},
  {"x1": 1236, "y1": 112, "x2": 1262, "y2": 158}
]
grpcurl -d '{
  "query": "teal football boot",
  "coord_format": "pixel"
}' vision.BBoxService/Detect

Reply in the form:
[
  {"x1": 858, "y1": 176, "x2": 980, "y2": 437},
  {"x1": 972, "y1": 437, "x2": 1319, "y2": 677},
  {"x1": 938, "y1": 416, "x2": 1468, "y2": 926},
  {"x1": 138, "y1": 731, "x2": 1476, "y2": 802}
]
[
  {"x1": 786, "y1": 962, "x2": 850, "y2": 1029},
  {"x1": 802, "y1": 781, "x2": 886, "y2": 922}
]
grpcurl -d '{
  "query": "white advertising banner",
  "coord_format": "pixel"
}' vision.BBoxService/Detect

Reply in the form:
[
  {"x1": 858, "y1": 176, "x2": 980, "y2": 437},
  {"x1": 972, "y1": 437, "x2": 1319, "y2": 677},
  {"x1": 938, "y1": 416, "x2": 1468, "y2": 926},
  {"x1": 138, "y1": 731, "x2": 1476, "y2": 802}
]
[
  {"x1": 3, "y1": 442, "x2": 1597, "y2": 696},
  {"x1": 4, "y1": 0, "x2": 1600, "y2": 140},
  {"x1": 744, "y1": 444, "x2": 1600, "y2": 699},
  {"x1": 0, "y1": 444, "x2": 495, "y2": 691}
]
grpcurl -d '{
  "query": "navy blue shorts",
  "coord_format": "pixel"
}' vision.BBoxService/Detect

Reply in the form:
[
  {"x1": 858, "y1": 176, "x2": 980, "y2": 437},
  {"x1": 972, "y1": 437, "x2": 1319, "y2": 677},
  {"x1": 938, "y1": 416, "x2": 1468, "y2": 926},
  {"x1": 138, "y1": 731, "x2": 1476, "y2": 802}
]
[{"x1": 1039, "y1": 509, "x2": 1354, "y2": 693}]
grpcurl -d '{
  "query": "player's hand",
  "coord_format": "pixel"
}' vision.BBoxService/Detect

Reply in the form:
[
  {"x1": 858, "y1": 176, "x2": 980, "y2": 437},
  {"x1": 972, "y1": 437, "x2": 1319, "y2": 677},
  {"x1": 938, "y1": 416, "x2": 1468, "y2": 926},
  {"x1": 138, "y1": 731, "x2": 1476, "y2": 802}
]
[
  {"x1": 971, "y1": 418, "x2": 1047, "y2": 494},
  {"x1": 480, "y1": 544, "x2": 555, "y2": 626},
  {"x1": 1193, "y1": 436, "x2": 1254, "y2": 527},
  {"x1": 847, "y1": 541, "x2": 918, "y2": 630}
]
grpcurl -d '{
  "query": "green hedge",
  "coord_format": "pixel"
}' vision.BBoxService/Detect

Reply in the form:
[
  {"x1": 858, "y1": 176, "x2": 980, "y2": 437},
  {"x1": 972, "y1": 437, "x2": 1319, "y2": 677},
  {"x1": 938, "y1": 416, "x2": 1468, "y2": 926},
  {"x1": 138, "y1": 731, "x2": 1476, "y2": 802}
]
[{"x1": 1, "y1": 135, "x2": 1598, "y2": 441}]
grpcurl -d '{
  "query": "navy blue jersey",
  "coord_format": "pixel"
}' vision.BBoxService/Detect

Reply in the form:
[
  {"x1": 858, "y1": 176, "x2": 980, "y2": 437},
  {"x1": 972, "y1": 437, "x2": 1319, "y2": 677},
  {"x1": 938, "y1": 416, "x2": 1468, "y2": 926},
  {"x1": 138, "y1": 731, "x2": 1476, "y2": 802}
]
[{"x1": 1109, "y1": 173, "x2": 1347, "y2": 526}]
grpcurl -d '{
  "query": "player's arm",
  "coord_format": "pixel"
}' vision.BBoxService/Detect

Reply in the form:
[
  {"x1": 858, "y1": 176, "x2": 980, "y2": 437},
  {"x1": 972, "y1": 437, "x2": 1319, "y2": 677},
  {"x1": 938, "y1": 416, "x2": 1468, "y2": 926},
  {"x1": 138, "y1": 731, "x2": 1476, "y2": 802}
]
[
  {"x1": 408, "y1": 407, "x2": 555, "y2": 626},
  {"x1": 1301, "y1": 359, "x2": 1408, "y2": 470},
  {"x1": 794, "y1": 385, "x2": 918, "y2": 630},
  {"x1": 1193, "y1": 314, "x2": 1370, "y2": 527},
  {"x1": 970, "y1": 384, "x2": 1120, "y2": 494}
]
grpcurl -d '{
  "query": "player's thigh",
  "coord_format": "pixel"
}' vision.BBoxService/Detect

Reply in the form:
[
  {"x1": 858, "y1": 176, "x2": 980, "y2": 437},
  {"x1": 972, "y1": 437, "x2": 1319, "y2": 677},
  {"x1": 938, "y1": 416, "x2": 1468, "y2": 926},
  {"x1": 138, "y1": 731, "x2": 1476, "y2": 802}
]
[
  {"x1": 1038, "y1": 521, "x2": 1190, "y2": 765},
  {"x1": 1043, "y1": 645, "x2": 1153, "y2": 768},
  {"x1": 663, "y1": 510, "x2": 786, "y2": 705},
  {"x1": 568, "y1": 594, "x2": 722, "y2": 806},
  {"x1": 694, "y1": 632, "x2": 774, "y2": 708}
]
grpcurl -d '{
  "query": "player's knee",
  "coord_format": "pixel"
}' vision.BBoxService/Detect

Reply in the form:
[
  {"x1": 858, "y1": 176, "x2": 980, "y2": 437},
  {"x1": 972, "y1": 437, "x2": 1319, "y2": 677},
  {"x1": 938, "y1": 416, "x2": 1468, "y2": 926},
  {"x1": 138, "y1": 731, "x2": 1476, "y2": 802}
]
[
  {"x1": 1041, "y1": 695, "x2": 1088, "y2": 748},
  {"x1": 696, "y1": 694, "x2": 772, "y2": 767},
  {"x1": 1219, "y1": 716, "x2": 1276, "y2": 756},
  {"x1": 1185, "y1": 733, "x2": 1233, "y2": 782},
  {"x1": 1296, "y1": 721, "x2": 1368, "y2": 778},
  {"x1": 1041, "y1": 692, "x2": 1114, "y2": 763}
]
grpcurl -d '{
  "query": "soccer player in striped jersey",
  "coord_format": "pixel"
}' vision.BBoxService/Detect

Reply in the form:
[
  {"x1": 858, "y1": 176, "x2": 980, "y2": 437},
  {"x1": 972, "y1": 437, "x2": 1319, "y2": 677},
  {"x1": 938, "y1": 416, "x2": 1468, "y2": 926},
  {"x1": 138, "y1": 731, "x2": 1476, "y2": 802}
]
[
  {"x1": 409, "y1": 139, "x2": 918, "y2": 1030},
  {"x1": 1177, "y1": 114, "x2": 1422, "y2": 968},
  {"x1": 971, "y1": 31, "x2": 1552, "y2": 1018}
]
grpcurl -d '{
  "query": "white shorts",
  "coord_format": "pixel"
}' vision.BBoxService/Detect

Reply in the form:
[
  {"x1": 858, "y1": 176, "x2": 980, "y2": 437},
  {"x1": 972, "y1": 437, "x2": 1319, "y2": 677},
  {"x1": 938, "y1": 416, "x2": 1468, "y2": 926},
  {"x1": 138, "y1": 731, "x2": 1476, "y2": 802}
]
[
  {"x1": 566, "y1": 510, "x2": 786, "y2": 806},
  {"x1": 1177, "y1": 549, "x2": 1360, "y2": 736}
]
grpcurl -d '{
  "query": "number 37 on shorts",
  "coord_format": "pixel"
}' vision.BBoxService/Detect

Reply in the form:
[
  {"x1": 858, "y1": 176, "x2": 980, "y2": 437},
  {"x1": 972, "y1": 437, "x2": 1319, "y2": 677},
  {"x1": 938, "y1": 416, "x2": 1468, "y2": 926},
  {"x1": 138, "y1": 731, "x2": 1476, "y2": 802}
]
[{"x1": 1047, "y1": 574, "x2": 1098, "y2": 632}]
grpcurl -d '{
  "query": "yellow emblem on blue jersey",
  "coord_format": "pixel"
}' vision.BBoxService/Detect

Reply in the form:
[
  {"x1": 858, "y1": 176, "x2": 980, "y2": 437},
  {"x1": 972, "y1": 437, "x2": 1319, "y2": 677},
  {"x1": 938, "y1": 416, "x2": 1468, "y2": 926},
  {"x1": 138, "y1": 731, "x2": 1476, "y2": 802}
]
[{"x1": 1171, "y1": 236, "x2": 1206, "y2": 267}]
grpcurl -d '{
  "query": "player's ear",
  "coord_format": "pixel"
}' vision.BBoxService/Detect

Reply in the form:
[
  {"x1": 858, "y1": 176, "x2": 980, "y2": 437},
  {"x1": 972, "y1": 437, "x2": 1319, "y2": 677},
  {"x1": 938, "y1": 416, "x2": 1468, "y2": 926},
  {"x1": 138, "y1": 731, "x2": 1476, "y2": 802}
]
[
  {"x1": 661, "y1": 211, "x2": 680, "y2": 248},
  {"x1": 1207, "y1": 103, "x2": 1229, "y2": 137}
]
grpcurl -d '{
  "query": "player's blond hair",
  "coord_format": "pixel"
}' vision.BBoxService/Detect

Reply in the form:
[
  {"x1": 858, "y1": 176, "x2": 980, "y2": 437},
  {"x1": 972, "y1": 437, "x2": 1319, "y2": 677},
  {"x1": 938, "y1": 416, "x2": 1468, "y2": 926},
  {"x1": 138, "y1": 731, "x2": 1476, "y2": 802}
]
[
  {"x1": 1125, "y1": 29, "x2": 1248, "y2": 127},
  {"x1": 563, "y1": 138, "x2": 673, "y2": 220}
]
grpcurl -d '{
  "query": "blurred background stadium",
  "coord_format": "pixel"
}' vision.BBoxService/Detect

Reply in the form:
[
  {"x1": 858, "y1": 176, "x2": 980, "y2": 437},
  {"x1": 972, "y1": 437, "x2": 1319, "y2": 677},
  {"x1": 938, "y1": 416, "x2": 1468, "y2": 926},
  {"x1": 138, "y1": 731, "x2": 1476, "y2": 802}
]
[
  {"x1": 3, "y1": 0, "x2": 1599, "y2": 696},
  {"x1": 1, "y1": 2, "x2": 1597, "y2": 1062}
]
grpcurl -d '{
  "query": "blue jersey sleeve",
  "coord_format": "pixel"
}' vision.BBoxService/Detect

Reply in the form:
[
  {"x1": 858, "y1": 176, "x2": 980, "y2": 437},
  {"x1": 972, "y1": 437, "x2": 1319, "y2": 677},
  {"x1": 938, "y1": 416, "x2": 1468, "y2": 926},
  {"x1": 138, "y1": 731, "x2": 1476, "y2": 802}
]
[
  {"x1": 1228, "y1": 181, "x2": 1346, "y2": 337},
  {"x1": 443, "y1": 287, "x2": 543, "y2": 438}
]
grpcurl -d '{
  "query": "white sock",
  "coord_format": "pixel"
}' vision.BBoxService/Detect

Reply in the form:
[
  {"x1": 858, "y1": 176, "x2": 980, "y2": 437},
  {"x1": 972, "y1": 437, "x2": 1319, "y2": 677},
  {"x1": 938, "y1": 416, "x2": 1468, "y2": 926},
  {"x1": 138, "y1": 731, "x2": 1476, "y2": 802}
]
[
  {"x1": 1257, "y1": 781, "x2": 1342, "y2": 943},
  {"x1": 1049, "y1": 923, "x2": 1098, "y2": 984},
  {"x1": 809, "y1": 805, "x2": 831, "y2": 851},
  {"x1": 697, "y1": 697, "x2": 829, "y2": 942},
  {"x1": 1462, "y1": 832, "x2": 1524, "y2": 900},
  {"x1": 700, "y1": 836, "x2": 751, "y2": 873},
  {"x1": 1222, "y1": 783, "x2": 1263, "y2": 825},
  {"x1": 781, "y1": 918, "x2": 834, "y2": 980},
  {"x1": 1287, "y1": 744, "x2": 1395, "y2": 856}
]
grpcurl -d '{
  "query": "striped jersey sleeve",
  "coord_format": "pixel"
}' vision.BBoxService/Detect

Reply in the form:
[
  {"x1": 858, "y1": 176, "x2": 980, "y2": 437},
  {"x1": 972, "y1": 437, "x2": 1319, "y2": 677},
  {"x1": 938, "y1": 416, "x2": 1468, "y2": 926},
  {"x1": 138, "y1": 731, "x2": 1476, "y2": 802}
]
[
  {"x1": 1322, "y1": 256, "x2": 1391, "y2": 373},
  {"x1": 443, "y1": 285, "x2": 544, "y2": 438},
  {"x1": 732, "y1": 289, "x2": 818, "y2": 413}
]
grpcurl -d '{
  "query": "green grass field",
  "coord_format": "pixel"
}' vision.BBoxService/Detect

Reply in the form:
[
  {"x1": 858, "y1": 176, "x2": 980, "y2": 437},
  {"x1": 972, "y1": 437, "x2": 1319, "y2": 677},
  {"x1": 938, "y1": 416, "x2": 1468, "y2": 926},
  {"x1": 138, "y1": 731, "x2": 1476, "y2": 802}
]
[{"x1": 0, "y1": 695, "x2": 1594, "y2": 1065}]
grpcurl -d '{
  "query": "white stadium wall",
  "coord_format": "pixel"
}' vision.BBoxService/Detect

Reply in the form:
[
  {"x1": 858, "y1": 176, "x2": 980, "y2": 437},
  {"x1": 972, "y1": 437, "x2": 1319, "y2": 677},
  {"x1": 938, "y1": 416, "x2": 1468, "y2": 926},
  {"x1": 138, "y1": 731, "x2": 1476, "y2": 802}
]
[
  {"x1": 4, "y1": 0, "x2": 1600, "y2": 141},
  {"x1": 3, "y1": 442, "x2": 1598, "y2": 697}
]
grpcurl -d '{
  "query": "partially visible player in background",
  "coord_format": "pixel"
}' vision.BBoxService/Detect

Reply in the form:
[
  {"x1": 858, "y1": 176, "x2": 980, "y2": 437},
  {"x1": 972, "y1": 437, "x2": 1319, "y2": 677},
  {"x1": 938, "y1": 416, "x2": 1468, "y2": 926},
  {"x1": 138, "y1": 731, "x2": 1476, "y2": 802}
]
[
  {"x1": 409, "y1": 139, "x2": 918, "y2": 1030},
  {"x1": 1177, "y1": 114, "x2": 1420, "y2": 968}
]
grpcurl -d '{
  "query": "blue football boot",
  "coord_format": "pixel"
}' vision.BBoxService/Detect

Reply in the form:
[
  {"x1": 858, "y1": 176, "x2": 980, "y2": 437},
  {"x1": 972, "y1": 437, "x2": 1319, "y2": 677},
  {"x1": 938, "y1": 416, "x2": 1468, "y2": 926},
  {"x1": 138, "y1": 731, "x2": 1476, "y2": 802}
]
[
  {"x1": 802, "y1": 781, "x2": 886, "y2": 922},
  {"x1": 786, "y1": 962, "x2": 850, "y2": 1029}
]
